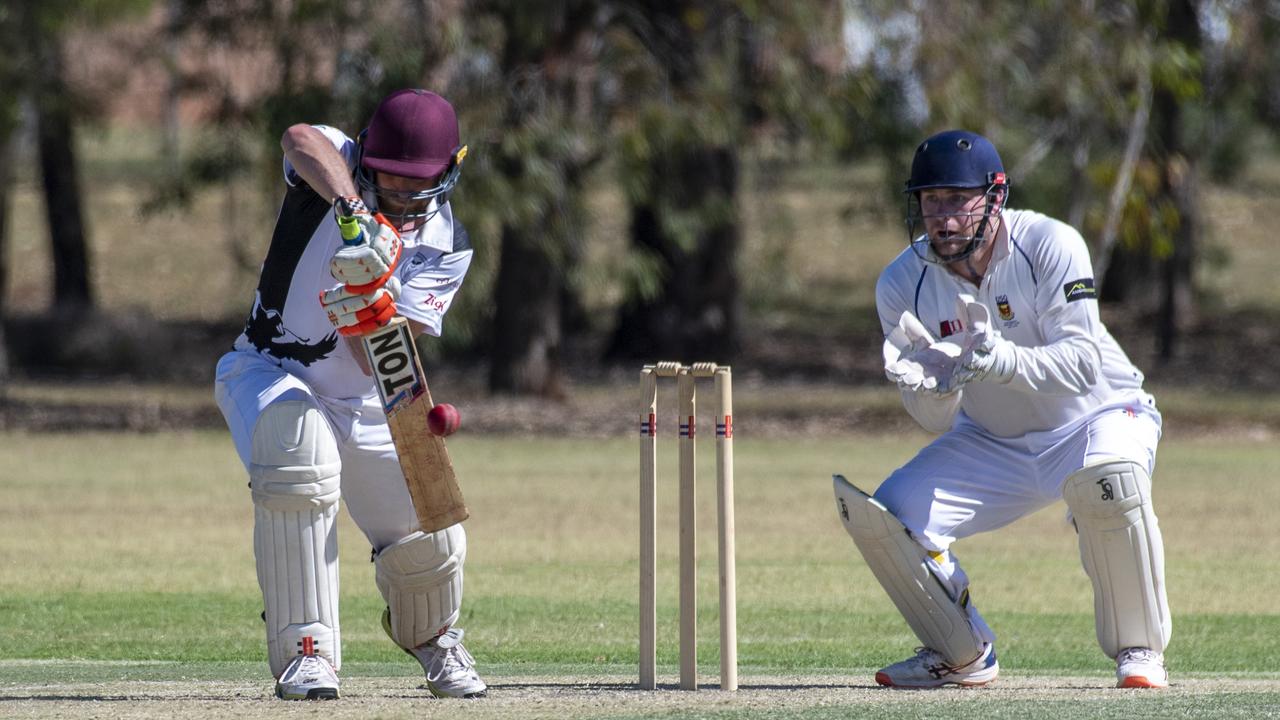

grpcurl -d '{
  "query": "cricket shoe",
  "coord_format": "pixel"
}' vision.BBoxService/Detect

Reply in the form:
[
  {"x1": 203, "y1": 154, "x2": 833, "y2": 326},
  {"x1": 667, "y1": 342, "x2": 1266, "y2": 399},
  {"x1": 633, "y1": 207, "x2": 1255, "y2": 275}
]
[
  {"x1": 1116, "y1": 647, "x2": 1168, "y2": 688},
  {"x1": 275, "y1": 654, "x2": 339, "y2": 700},
  {"x1": 382, "y1": 609, "x2": 488, "y2": 698},
  {"x1": 875, "y1": 643, "x2": 999, "y2": 688}
]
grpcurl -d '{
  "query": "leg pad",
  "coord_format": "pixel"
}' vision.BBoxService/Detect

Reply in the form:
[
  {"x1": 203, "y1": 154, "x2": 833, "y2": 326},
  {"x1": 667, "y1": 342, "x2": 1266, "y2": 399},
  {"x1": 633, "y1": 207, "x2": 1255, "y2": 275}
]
[
  {"x1": 250, "y1": 400, "x2": 342, "y2": 676},
  {"x1": 1063, "y1": 459, "x2": 1171, "y2": 658},
  {"x1": 833, "y1": 474, "x2": 984, "y2": 666},
  {"x1": 375, "y1": 525, "x2": 466, "y2": 649}
]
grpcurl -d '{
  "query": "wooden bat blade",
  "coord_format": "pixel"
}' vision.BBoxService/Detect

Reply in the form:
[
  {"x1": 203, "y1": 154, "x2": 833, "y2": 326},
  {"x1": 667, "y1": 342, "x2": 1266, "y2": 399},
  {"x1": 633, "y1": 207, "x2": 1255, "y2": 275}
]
[
  {"x1": 362, "y1": 316, "x2": 469, "y2": 533},
  {"x1": 387, "y1": 399, "x2": 469, "y2": 531}
]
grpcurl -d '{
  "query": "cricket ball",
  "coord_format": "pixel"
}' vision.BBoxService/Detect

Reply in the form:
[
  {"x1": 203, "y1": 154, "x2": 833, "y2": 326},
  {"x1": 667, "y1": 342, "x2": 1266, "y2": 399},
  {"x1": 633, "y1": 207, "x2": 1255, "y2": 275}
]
[{"x1": 427, "y1": 403, "x2": 461, "y2": 437}]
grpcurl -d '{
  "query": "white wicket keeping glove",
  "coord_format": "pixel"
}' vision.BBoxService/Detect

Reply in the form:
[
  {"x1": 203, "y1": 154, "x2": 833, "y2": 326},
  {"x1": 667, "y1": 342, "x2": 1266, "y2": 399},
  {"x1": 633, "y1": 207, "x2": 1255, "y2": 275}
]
[
  {"x1": 883, "y1": 311, "x2": 962, "y2": 394},
  {"x1": 320, "y1": 276, "x2": 401, "y2": 337},
  {"x1": 950, "y1": 294, "x2": 1017, "y2": 387},
  {"x1": 330, "y1": 210, "x2": 403, "y2": 292}
]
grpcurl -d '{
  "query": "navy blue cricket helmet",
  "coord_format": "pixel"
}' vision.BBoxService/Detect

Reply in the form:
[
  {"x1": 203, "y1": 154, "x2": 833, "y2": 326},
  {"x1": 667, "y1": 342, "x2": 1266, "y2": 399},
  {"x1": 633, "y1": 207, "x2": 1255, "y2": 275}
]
[
  {"x1": 905, "y1": 130, "x2": 1005, "y2": 192},
  {"x1": 904, "y1": 130, "x2": 1009, "y2": 264}
]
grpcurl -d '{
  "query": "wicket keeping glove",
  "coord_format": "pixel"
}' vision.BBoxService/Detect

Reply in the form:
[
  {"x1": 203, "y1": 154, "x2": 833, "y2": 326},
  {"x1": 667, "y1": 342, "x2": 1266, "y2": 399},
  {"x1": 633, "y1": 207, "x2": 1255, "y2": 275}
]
[
  {"x1": 330, "y1": 197, "x2": 403, "y2": 292},
  {"x1": 320, "y1": 276, "x2": 401, "y2": 337},
  {"x1": 883, "y1": 311, "x2": 963, "y2": 395},
  {"x1": 949, "y1": 294, "x2": 1017, "y2": 387}
]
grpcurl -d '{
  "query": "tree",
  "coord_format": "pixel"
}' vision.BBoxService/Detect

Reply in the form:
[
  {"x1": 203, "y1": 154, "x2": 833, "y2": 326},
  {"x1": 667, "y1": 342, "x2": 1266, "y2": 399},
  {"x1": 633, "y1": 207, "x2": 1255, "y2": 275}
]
[
  {"x1": 20, "y1": 2, "x2": 96, "y2": 312},
  {"x1": 448, "y1": 2, "x2": 610, "y2": 395},
  {"x1": 1149, "y1": 0, "x2": 1202, "y2": 360},
  {"x1": 0, "y1": 5, "x2": 18, "y2": 379},
  {"x1": 607, "y1": 0, "x2": 846, "y2": 361}
]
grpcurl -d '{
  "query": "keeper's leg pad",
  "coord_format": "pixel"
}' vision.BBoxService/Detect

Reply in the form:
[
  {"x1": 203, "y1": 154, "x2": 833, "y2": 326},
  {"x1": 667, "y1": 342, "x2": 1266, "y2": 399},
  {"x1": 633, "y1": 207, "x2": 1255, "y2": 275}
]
[
  {"x1": 375, "y1": 525, "x2": 466, "y2": 649},
  {"x1": 1062, "y1": 459, "x2": 1171, "y2": 658},
  {"x1": 250, "y1": 400, "x2": 343, "y2": 677},
  {"x1": 832, "y1": 475, "x2": 984, "y2": 666}
]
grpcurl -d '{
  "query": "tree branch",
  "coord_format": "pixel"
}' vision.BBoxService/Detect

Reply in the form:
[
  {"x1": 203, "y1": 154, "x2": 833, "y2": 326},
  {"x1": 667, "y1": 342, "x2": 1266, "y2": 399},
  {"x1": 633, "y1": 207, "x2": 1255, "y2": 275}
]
[{"x1": 1092, "y1": 65, "x2": 1152, "y2": 286}]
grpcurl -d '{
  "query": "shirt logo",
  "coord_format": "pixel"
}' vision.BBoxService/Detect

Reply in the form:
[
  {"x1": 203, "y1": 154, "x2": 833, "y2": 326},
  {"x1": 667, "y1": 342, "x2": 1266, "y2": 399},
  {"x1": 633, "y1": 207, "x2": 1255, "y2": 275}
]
[
  {"x1": 1063, "y1": 277, "x2": 1097, "y2": 302},
  {"x1": 996, "y1": 295, "x2": 1014, "y2": 321}
]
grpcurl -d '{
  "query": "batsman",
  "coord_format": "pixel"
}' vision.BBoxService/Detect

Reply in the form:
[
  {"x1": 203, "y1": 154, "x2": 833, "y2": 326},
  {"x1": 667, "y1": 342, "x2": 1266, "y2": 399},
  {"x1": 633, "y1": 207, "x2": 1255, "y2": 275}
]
[
  {"x1": 214, "y1": 89, "x2": 486, "y2": 700},
  {"x1": 834, "y1": 130, "x2": 1171, "y2": 689}
]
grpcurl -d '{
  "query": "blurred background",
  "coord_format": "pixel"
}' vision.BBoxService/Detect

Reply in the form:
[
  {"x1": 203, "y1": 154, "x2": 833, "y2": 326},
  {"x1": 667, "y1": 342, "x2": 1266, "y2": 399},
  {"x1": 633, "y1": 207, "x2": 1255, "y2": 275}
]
[{"x1": 1, "y1": 0, "x2": 1278, "y2": 432}]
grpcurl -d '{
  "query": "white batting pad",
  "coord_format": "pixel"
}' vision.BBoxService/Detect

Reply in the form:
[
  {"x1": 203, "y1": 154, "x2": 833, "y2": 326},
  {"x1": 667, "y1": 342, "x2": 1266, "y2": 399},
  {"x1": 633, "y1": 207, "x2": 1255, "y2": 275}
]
[
  {"x1": 375, "y1": 525, "x2": 466, "y2": 649},
  {"x1": 250, "y1": 400, "x2": 343, "y2": 677},
  {"x1": 1063, "y1": 459, "x2": 1171, "y2": 658},
  {"x1": 833, "y1": 475, "x2": 985, "y2": 666}
]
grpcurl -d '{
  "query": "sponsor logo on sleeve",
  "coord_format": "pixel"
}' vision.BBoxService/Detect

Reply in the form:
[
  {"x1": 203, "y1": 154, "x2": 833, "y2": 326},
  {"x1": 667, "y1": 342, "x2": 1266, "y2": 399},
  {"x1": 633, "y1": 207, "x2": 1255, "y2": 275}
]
[{"x1": 1062, "y1": 277, "x2": 1097, "y2": 302}]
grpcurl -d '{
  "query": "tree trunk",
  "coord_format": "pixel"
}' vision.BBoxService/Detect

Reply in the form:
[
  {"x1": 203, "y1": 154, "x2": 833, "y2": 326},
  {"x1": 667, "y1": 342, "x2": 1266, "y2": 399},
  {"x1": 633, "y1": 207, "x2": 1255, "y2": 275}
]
[
  {"x1": 0, "y1": 126, "x2": 11, "y2": 307},
  {"x1": 1159, "y1": 156, "x2": 1196, "y2": 361},
  {"x1": 1154, "y1": 0, "x2": 1201, "y2": 361},
  {"x1": 608, "y1": 143, "x2": 742, "y2": 361},
  {"x1": 29, "y1": 15, "x2": 92, "y2": 312},
  {"x1": 0, "y1": 128, "x2": 12, "y2": 380},
  {"x1": 489, "y1": 222, "x2": 565, "y2": 397}
]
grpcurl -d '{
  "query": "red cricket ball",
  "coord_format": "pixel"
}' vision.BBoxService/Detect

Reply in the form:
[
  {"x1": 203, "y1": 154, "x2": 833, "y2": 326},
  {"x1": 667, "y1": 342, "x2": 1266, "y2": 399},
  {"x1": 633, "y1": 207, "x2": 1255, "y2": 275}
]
[{"x1": 427, "y1": 403, "x2": 461, "y2": 437}]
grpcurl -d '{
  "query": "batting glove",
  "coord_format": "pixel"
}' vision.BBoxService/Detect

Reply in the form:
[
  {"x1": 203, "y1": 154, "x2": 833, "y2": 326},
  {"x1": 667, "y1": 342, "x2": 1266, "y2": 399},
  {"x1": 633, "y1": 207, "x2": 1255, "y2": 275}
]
[
  {"x1": 330, "y1": 197, "x2": 403, "y2": 292},
  {"x1": 950, "y1": 294, "x2": 1017, "y2": 387},
  {"x1": 320, "y1": 276, "x2": 401, "y2": 337}
]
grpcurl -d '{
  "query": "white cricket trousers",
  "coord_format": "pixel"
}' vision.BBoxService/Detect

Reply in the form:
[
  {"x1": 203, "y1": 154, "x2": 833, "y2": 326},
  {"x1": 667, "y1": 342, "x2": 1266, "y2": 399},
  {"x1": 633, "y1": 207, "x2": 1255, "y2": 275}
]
[
  {"x1": 214, "y1": 349, "x2": 421, "y2": 550},
  {"x1": 872, "y1": 395, "x2": 1162, "y2": 644}
]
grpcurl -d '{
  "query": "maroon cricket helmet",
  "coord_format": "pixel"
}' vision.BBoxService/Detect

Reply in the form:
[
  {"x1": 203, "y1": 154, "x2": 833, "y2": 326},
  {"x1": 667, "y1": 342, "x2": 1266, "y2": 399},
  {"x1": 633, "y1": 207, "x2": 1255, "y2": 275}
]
[{"x1": 361, "y1": 89, "x2": 460, "y2": 179}]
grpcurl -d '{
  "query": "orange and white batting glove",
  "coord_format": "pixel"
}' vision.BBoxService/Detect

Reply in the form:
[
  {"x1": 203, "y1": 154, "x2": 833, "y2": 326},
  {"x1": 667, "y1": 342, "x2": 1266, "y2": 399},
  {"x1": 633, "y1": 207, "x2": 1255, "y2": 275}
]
[
  {"x1": 330, "y1": 197, "x2": 403, "y2": 292},
  {"x1": 320, "y1": 276, "x2": 401, "y2": 337}
]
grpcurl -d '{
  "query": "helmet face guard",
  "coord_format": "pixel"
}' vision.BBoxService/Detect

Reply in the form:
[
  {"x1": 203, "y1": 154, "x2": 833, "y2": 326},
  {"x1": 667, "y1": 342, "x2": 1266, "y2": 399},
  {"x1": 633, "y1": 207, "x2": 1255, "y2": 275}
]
[
  {"x1": 903, "y1": 130, "x2": 1008, "y2": 265},
  {"x1": 356, "y1": 142, "x2": 467, "y2": 232},
  {"x1": 905, "y1": 175, "x2": 1007, "y2": 264}
]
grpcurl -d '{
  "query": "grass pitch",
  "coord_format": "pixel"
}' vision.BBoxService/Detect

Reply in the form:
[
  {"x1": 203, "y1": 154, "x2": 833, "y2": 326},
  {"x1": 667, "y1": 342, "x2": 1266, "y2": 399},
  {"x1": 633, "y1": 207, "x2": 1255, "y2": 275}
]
[{"x1": 2, "y1": 430, "x2": 1279, "y2": 718}]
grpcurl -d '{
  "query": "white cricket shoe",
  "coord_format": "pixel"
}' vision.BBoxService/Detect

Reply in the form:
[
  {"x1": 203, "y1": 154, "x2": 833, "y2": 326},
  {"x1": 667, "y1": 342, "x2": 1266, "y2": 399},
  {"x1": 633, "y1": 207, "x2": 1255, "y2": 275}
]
[
  {"x1": 1116, "y1": 647, "x2": 1169, "y2": 688},
  {"x1": 875, "y1": 644, "x2": 999, "y2": 688},
  {"x1": 275, "y1": 654, "x2": 339, "y2": 700},
  {"x1": 407, "y1": 628, "x2": 488, "y2": 698},
  {"x1": 380, "y1": 610, "x2": 488, "y2": 699}
]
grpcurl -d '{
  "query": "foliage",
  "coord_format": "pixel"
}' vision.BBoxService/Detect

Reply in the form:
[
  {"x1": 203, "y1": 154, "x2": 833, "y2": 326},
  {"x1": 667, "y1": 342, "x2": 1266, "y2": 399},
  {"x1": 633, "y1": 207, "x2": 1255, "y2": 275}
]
[{"x1": 6, "y1": 1, "x2": 1280, "y2": 373}]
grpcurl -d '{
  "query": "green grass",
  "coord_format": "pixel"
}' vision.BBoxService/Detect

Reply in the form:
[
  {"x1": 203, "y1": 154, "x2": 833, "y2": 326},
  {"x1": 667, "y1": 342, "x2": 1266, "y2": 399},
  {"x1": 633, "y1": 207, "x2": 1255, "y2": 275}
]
[{"x1": 2, "y1": 431, "x2": 1279, "y2": 691}]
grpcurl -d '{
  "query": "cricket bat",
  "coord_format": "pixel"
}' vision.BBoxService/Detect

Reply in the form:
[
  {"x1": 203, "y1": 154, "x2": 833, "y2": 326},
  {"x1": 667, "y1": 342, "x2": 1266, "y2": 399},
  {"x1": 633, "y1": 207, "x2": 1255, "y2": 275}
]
[
  {"x1": 361, "y1": 315, "x2": 469, "y2": 533},
  {"x1": 334, "y1": 212, "x2": 468, "y2": 532}
]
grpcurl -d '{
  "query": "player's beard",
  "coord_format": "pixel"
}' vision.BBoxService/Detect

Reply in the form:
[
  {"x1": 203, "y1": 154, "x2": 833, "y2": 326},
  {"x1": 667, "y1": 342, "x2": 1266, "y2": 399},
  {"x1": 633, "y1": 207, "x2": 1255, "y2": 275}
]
[{"x1": 930, "y1": 231, "x2": 985, "y2": 263}]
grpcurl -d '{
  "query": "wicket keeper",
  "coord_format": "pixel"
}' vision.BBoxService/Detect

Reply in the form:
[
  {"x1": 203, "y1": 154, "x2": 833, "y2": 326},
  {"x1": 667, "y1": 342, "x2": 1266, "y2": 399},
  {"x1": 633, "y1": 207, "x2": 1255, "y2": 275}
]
[{"x1": 834, "y1": 130, "x2": 1171, "y2": 688}]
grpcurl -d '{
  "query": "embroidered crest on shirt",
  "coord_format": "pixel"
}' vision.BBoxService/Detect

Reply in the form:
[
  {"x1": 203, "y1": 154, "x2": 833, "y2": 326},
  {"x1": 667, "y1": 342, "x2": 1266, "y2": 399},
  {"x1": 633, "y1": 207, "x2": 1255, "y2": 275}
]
[
  {"x1": 996, "y1": 294, "x2": 1019, "y2": 328},
  {"x1": 996, "y1": 295, "x2": 1014, "y2": 321}
]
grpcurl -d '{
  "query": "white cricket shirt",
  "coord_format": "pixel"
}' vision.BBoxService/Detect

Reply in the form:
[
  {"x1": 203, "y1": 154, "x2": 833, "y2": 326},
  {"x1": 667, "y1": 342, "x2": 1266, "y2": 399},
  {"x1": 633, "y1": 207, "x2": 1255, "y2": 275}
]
[
  {"x1": 875, "y1": 209, "x2": 1150, "y2": 437},
  {"x1": 231, "y1": 125, "x2": 472, "y2": 400}
]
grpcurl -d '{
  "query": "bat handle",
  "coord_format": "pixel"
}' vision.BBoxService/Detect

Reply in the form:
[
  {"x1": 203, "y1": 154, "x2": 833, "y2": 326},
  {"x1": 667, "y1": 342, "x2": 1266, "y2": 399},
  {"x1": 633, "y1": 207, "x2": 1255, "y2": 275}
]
[{"x1": 336, "y1": 215, "x2": 364, "y2": 246}]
